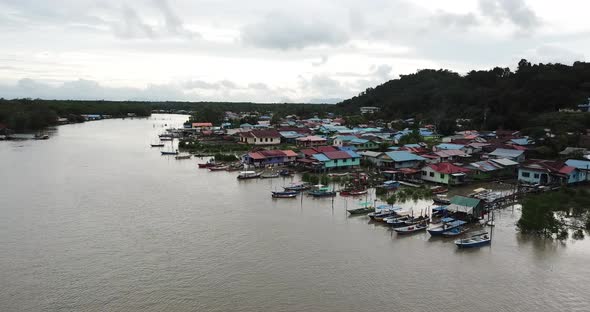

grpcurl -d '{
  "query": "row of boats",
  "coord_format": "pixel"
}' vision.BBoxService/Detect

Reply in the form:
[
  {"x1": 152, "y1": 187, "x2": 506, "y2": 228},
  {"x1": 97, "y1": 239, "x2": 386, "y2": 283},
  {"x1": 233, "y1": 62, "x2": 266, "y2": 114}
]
[
  {"x1": 269, "y1": 182, "x2": 373, "y2": 199},
  {"x1": 347, "y1": 202, "x2": 491, "y2": 248}
]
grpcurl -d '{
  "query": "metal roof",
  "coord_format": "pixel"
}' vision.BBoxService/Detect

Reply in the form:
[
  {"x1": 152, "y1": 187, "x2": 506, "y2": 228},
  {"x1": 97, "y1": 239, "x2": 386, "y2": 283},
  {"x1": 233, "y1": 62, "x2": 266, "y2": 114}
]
[
  {"x1": 437, "y1": 143, "x2": 465, "y2": 150},
  {"x1": 384, "y1": 151, "x2": 426, "y2": 162},
  {"x1": 312, "y1": 154, "x2": 330, "y2": 162},
  {"x1": 565, "y1": 159, "x2": 590, "y2": 170},
  {"x1": 489, "y1": 148, "x2": 524, "y2": 158},
  {"x1": 450, "y1": 196, "x2": 481, "y2": 208}
]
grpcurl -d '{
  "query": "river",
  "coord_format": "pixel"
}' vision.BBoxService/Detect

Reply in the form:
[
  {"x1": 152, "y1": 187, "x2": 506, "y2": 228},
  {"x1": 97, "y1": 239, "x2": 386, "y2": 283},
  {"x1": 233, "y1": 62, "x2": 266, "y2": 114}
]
[{"x1": 1, "y1": 114, "x2": 589, "y2": 312}]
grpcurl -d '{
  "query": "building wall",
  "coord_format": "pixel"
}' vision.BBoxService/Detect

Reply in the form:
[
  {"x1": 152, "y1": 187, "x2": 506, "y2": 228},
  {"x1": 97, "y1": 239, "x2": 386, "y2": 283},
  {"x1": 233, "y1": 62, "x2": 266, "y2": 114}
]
[
  {"x1": 242, "y1": 136, "x2": 280, "y2": 145},
  {"x1": 421, "y1": 167, "x2": 449, "y2": 184},
  {"x1": 567, "y1": 170, "x2": 587, "y2": 184},
  {"x1": 518, "y1": 169, "x2": 549, "y2": 184}
]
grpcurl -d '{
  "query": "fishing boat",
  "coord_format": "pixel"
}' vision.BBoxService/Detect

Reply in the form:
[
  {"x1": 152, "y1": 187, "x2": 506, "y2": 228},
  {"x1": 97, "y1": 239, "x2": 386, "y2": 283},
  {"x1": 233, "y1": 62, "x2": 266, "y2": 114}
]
[
  {"x1": 442, "y1": 227, "x2": 467, "y2": 237},
  {"x1": 428, "y1": 219, "x2": 467, "y2": 236},
  {"x1": 237, "y1": 171, "x2": 261, "y2": 179},
  {"x1": 198, "y1": 161, "x2": 216, "y2": 168},
  {"x1": 431, "y1": 186, "x2": 448, "y2": 194},
  {"x1": 279, "y1": 169, "x2": 293, "y2": 177},
  {"x1": 432, "y1": 197, "x2": 451, "y2": 205},
  {"x1": 271, "y1": 191, "x2": 298, "y2": 198},
  {"x1": 385, "y1": 215, "x2": 411, "y2": 226},
  {"x1": 369, "y1": 209, "x2": 400, "y2": 222},
  {"x1": 159, "y1": 137, "x2": 174, "y2": 141},
  {"x1": 394, "y1": 222, "x2": 428, "y2": 234},
  {"x1": 377, "y1": 180, "x2": 400, "y2": 190},
  {"x1": 283, "y1": 182, "x2": 310, "y2": 192},
  {"x1": 455, "y1": 232, "x2": 491, "y2": 248},
  {"x1": 347, "y1": 201, "x2": 375, "y2": 215},
  {"x1": 226, "y1": 164, "x2": 243, "y2": 172},
  {"x1": 402, "y1": 215, "x2": 430, "y2": 226},
  {"x1": 175, "y1": 154, "x2": 191, "y2": 160},
  {"x1": 150, "y1": 143, "x2": 165, "y2": 147},
  {"x1": 34, "y1": 133, "x2": 49, "y2": 140},
  {"x1": 340, "y1": 189, "x2": 368, "y2": 196},
  {"x1": 161, "y1": 150, "x2": 179, "y2": 155},
  {"x1": 260, "y1": 172, "x2": 280, "y2": 179},
  {"x1": 209, "y1": 165, "x2": 229, "y2": 171},
  {"x1": 308, "y1": 188, "x2": 336, "y2": 197}
]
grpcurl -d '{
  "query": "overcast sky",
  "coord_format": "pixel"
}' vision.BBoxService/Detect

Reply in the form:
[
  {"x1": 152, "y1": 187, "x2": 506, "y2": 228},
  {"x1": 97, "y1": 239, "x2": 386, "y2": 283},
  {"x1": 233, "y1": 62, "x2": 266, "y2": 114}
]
[{"x1": 0, "y1": 0, "x2": 588, "y2": 103}]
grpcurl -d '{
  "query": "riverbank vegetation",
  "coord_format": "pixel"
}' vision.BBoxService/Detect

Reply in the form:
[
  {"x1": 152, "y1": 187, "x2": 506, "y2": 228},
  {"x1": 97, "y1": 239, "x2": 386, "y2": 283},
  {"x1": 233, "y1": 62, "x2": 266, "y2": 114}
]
[
  {"x1": 385, "y1": 187, "x2": 433, "y2": 204},
  {"x1": 0, "y1": 98, "x2": 151, "y2": 132},
  {"x1": 517, "y1": 188, "x2": 590, "y2": 239}
]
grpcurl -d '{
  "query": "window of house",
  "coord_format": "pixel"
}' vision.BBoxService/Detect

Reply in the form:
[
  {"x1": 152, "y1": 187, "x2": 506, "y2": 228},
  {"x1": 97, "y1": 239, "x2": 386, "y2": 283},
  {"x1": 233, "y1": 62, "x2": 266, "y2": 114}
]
[
  {"x1": 534, "y1": 173, "x2": 539, "y2": 179},
  {"x1": 521, "y1": 172, "x2": 530, "y2": 177},
  {"x1": 440, "y1": 173, "x2": 445, "y2": 179},
  {"x1": 422, "y1": 171, "x2": 426, "y2": 176},
  {"x1": 429, "y1": 172, "x2": 434, "y2": 177}
]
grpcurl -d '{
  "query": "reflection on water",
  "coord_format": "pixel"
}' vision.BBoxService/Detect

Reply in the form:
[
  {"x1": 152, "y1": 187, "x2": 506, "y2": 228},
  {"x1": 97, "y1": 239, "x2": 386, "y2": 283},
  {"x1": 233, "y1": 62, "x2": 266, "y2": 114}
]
[{"x1": 1, "y1": 114, "x2": 590, "y2": 312}]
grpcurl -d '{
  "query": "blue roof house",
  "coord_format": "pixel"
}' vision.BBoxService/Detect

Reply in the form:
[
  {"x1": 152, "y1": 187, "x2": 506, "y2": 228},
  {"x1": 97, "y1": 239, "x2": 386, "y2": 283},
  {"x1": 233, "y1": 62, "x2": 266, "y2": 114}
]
[{"x1": 380, "y1": 151, "x2": 426, "y2": 169}]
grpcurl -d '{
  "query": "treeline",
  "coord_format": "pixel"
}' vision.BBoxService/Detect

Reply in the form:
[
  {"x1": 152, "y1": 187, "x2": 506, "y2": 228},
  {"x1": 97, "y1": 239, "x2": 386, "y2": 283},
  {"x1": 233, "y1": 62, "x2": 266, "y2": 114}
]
[
  {"x1": 338, "y1": 60, "x2": 590, "y2": 131},
  {"x1": 0, "y1": 98, "x2": 153, "y2": 131},
  {"x1": 0, "y1": 98, "x2": 334, "y2": 132}
]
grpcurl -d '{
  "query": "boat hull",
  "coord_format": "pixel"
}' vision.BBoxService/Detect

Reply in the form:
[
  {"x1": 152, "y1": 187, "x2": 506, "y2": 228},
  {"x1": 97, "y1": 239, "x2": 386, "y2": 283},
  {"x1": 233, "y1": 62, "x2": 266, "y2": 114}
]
[{"x1": 455, "y1": 240, "x2": 491, "y2": 248}]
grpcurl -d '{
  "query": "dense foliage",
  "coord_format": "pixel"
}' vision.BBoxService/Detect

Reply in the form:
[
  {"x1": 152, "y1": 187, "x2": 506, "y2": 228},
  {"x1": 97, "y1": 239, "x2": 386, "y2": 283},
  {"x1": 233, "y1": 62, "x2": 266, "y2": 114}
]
[
  {"x1": 518, "y1": 188, "x2": 590, "y2": 238},
  {"x1": 0, "y1": 98, "x2": 151, "y2": 131},
  {"x1": 338, "y1": 60, "x2": 590, "y2": 131}
]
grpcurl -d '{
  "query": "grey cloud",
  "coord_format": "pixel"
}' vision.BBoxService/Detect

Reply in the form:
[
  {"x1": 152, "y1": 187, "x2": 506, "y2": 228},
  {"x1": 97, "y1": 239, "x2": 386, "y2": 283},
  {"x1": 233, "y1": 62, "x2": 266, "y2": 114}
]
[
  {"x1": 183, "y1": 80, "x2": 220, "y2": 90},
  {"x1": 528, "y1": 45, "x2": 585, "y2": 64},
  {"x1": 152, "y1": 0, "x2": 198, "y2": 39},
  {"x1": 112, "y1": 6, "x2": 155, "y2": 39},
  {"x1": 431, "y1": 11, "x2": 479, "y2": 29},
  {"x1": 241, "y1": 12, "x2": 349, "y2": 50},
  {"x1": 247, "y1": 83, "x2": 269, "y2": 90},
  {"x1": 479, "y1": 0, "x2": 540, "y2": 31}
]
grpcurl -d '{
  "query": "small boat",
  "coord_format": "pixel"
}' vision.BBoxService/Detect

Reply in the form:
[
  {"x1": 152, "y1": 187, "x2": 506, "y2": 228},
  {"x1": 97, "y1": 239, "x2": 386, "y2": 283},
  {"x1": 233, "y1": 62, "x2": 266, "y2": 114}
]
[
  {"x1": 394, "y1": 222, "x2": 428, "y2": 234},
  {"x1": 260, "y1": 172, "x2": 280, "y2": 179},
  {"x1": 237, "y1": 171, "x2": 261, "y2": 179},
  {"x1": 159, "y1": 137, "x2": 174, "y2": 141},
  {"x1": 455, "y1": 232, "x2": 491, "y2": 248},
  {"x1": 347, "y1": 201, "x2": 375, "y2": 215},
  {"x1": 428, "y1": 219, "x2": 467, "y2": 236},
  {"x1": 377, "y1": 180, "x2": 400, "y2": 190},
  {"x1": 431, "y1": 186, "x2": 448, "y2": 194},
  {"x1": 226, "y1": 164, "x2": 243, "y2": 172},
  {"x1": 175, "y1": 154, "x2": 192, "y2": 160},
  {"x1": 402, "y1": 215, "x2": 430, "y2": 226},
  {"x1": 161, "y1": 150, "x2": 179, "y2": 155},
  {"x1": 442, "y1": 227, "x2": 467, "y2": 237},
  {"x1": 150, "y1": 143, "x2": 165, "y2": 147},
  {"x1": 308, "y1": 187, "x2": 336, "y2": 197},
  {"x1": 271, "y1": 191, "x2": 298, "y2": 198},
  {"x1": 432, "y1": 197, "x2": 451, "y2": 205},
  {"x1": 431, "y1": 206, "x2": 448, "y2": 217},
  {"x1": 340, "y1": 189, "x2": 368, "y2": 196},
  {"x1": 386, "y1": 215, "x2": 411, "y2": 226},
  {"x1": 284, "y1": 183, "x2": 310, "y2": 192},
  {"x1": 279, "y1": 169, "x2": 293, "y2": 177},
  {"x1": 198, "y1": 162, "x2": 216, "y2": 168},
  {"x1": 209, "y1": 165, "x2": 229, "y2": 171},
  {"x1": 34, "y1": 133, "x2": 50, "y2": 140}
]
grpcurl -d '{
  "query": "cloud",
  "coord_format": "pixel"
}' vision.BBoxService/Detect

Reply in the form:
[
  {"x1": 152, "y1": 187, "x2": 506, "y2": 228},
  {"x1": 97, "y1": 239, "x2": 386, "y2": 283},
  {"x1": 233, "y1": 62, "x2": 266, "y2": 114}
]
[
  {"x1": 312, "y1": 55, "x2": 329, "y2": 67},
  {"x1": 112, "y1": 6, "x2": 155, "y2": 39},
  {"x1": 479, "y1": 0, "x2": 540, "y2": 32},
  {"x1": 241, "y1": 12, "x2": 349, "y2": 50},
  {"x1": 152, "y1": 0, "x2": 198, "y2": 39},
  {"x1": 526, "y1": 45, "x2": 585, "y2": 64},
  {"x1": 431, "y1": 11, "x2": 479, "y2": 29}
]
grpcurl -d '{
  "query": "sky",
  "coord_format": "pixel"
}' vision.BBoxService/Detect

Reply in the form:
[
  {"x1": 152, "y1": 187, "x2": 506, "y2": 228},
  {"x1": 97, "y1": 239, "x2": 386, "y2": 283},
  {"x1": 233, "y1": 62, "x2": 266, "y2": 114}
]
[{"x1": 0, "y1": 0, "x2": 588, "y2": 103}]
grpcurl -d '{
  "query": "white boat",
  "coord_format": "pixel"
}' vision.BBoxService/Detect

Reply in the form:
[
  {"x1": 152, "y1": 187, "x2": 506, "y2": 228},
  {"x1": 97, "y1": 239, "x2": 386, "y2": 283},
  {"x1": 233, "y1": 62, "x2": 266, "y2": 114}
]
[
  {"x1": 455, "y1": 232, "x2": 491, "y2": 248},
  {"x1": 237, "y1": 171, "x2": 261, "y2": 179},
  {"x1": 394, "y1": 223, "x2": 428, "y2": 234}
]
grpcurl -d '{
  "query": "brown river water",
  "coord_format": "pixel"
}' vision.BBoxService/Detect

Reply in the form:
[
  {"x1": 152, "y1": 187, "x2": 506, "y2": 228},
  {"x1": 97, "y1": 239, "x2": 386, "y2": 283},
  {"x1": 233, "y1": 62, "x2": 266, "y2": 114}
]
[{"x1": 1, "y1": 114, "x2": 589, "y2": 311}]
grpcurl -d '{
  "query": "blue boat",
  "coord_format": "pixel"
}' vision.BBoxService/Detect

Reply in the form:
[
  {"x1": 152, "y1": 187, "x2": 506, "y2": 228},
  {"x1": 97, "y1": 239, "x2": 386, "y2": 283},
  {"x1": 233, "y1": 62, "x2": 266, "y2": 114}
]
[
  {"x1": 455, "y1": 232, "x2": 491, "y2": 248},
  {"x1": 432, "y1": 206, "x2": 448, "y2": 217},
  {"x1": 378, "y1": 180, "x2": 400, "y2": 190},
  {"x1": 442, "y1": 227, "x2": 467, "y2": 237},
  {"x1": 428, "y1": 219, "x2": 467, "y2": 236},
  {"x1": 308, "y1": 187, "x2": 336, "y2": 197},
  {"x1": 272, "y1": 191, "x2": 298, "y2": 198}
]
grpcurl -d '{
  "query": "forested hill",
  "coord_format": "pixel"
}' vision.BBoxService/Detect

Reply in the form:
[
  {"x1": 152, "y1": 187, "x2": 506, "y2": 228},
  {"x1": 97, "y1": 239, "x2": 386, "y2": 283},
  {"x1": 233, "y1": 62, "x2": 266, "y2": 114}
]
[{"x1": 337, "y1": 60, "x2": 590, "y2": 130}]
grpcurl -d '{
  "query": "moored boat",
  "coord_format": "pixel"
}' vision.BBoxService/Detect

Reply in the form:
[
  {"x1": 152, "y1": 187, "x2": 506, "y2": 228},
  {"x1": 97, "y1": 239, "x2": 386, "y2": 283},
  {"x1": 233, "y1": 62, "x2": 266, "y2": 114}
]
[
  {"x1": 209, "y1": 165, "x2": 229, "y2": 171},
  {"x1": 394, "y1": 222, "x2": 428, "y2": 234},
  {"x1": 308, "y1": 187, "x2": 336, "y2": 197},
  {"x1": 455, "y1": 232, "x2": 491, "y2": 248},
  {"x1": 428, "y1": 219, "x2": 467, "y2": 236},
  {"x1": 431, "y1": 186, "x2": 448, "y2": 194},
  {"x1": 271, "y1": 191, "x2": 298, "y2": 198},
  {"x1": 198, "y1": 162, "x2": 216, "y2": 168},
  {"x1": 237, "y1": 171, "x2": 261, "y2": 179},
  {"x1": 279, "y1": 169, "x2": 293, "y2": 177},
  {"x1": 150, "y1": 143, "x2": 165, "y2": 147},
  {"x1": 284, "y1": 182, "x2": 310, "y2": 192},
  {"x1": 347, "y1": 201, "x2": 375, "y2": 215},
  {"x1": 377, "y1": 180, "x2": 400, "y2": 190},
  {"x1": 340, "y1": 189, "x2": 368, "y2": 196},
  {"x1": 260, "y1": 172, "x2": 280, "y2": 179},
  {"x1": 432, "y1": 197, "x2": 451, "y2": 205},
  {"x1": 442, "y1": 227, "x2": 467, "y2": 237},
  {"x1": 175, "y1": 154, "x2": 192, "y2": 160},
  {"x1": 161, "y1": 150, "x2": 179, "y2": 155}
]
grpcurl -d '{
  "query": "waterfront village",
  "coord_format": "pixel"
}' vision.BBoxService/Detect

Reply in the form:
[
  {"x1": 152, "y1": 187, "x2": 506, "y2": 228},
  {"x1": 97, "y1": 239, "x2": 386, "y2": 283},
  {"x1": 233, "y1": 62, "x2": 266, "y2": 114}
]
[{"x1": 148, "y1": 106, "x2": 590, "y2": 246}]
